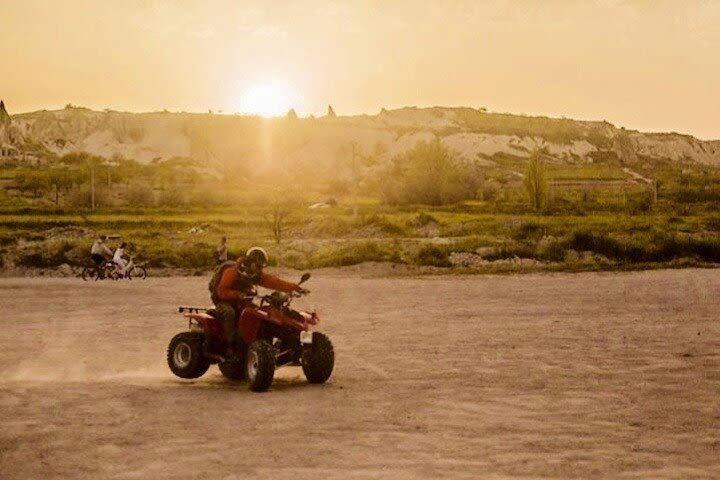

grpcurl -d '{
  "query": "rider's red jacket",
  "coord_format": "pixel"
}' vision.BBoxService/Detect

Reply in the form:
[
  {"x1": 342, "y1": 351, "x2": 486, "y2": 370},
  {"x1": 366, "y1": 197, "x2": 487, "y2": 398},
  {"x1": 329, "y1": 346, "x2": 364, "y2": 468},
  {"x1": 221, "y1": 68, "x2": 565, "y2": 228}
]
[{"x1": 216, "y1": 263, "x2": 299, "y2": 310}]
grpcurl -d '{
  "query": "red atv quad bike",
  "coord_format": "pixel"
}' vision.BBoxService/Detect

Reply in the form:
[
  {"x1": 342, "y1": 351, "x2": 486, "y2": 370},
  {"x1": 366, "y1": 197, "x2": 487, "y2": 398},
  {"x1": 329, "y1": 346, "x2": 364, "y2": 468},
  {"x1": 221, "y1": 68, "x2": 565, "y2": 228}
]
[{"x1": 167, "y1": 273, "x2": 334, "y2": 392}]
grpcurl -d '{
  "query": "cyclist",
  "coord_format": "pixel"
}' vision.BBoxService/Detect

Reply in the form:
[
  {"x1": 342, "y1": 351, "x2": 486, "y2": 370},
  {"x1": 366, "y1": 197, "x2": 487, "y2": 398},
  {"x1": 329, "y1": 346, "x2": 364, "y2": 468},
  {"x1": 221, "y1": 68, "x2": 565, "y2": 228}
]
[
  {"x1": 90, "y1": 235, "x2": 113, "y2": 266},
  {"x1": 113, "y1": 242, "x2": 130, "y2": 275}
]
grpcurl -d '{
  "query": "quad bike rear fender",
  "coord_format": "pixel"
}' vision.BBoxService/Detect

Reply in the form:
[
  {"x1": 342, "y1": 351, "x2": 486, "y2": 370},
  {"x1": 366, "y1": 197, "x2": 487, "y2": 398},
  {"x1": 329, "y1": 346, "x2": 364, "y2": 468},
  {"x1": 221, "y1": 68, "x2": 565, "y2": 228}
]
[{"x1": 185, "y1": 313, "x2": 225, "y2": 341}]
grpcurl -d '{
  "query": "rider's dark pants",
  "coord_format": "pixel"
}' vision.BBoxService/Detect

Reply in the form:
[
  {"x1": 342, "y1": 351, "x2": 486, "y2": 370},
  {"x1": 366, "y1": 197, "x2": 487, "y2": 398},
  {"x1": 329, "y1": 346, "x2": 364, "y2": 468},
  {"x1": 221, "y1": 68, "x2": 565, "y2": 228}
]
[
  {"x1": 214, "y1": 302, "x2": 238, "y2": 349},
  {"x1": 91, "y1": 254, "x2": 105, "y2": 266}
]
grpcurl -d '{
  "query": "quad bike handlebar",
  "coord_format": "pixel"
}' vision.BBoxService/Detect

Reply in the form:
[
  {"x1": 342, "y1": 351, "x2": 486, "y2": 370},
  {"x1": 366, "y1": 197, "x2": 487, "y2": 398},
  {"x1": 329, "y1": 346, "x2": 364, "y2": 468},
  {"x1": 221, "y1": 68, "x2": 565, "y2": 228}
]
[
  {"x1": 177, "y1": 292, "x2": 305, "y2": 314},
  {"x1": 257, "y1": 272, "x2": 311, "y2": 308},
  {"x1": 178, "y1": 273, "x2": 311, "y2": 313},
  {"x1": 258, "y1": 289, "x2": 309, "y2": 309}
]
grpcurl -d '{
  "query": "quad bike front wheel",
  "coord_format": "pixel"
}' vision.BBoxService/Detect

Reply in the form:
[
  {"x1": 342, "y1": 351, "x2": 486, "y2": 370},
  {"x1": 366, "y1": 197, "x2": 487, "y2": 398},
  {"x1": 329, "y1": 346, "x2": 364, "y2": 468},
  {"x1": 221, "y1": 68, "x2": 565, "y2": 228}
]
[
  {"x1": 246, "y1": 339, "x2": 275, "y2": 392},
  {"x1": 167, "y1": 332, "x2": 210, "y2": 379},
  {"x1": 301, "y1": 332, "x2": 334, "y2": 384}
]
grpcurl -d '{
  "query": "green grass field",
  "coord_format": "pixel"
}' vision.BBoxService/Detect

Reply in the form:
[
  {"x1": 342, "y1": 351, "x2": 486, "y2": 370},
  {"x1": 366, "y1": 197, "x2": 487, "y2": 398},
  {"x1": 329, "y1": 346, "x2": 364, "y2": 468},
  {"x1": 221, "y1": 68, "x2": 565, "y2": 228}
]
[
  {"x1": 1, "y1": 152, "x2": 719, "y2": 274},
  {"x1": 1, "y1": 201, "x2": 718, "y2": 274}
]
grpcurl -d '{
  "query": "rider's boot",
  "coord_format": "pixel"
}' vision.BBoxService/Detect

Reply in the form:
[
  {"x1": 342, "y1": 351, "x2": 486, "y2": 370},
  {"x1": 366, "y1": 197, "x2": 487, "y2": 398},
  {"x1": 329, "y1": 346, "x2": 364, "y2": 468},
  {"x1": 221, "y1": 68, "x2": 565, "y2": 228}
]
[{"x1": 225, "y1": 339, "x2": 244, "y2": 361}]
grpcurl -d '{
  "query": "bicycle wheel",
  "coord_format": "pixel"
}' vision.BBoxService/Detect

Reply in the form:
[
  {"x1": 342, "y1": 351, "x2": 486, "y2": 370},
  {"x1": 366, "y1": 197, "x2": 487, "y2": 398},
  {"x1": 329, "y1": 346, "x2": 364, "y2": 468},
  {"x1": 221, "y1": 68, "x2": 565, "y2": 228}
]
[
  {"x1": 131, "y1": 265, "x2": 147, "y2": 279},
  {"x1": 81, "y1": 265, "x2": 96, "y2": 281}
]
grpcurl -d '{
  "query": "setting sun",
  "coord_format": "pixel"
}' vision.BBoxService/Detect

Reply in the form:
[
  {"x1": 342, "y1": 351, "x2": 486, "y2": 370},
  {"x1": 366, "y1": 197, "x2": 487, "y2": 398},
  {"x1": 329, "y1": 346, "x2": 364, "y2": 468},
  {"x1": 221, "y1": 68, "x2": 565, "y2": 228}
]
[
  {"x1": 237, "y1": 83, "x2": 293, "y2": 117},
  {"x1": 2, "y1": 2, "x2": 720, "y2": 478}
]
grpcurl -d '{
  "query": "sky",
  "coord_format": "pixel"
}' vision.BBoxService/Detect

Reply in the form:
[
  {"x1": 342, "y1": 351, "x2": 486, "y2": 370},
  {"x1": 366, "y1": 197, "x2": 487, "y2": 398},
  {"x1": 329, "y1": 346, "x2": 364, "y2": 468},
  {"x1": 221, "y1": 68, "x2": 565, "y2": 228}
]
[{"x1": 1, "y1": 0, "x2": 719, "y2": 139}]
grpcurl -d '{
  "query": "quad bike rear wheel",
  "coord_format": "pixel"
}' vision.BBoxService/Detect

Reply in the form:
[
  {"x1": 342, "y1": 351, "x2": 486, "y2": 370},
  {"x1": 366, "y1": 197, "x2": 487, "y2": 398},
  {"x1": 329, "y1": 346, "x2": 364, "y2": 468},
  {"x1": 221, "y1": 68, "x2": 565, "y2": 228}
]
[
  {"x1": 301, "y1": 332, "x2": 334, "y2": 384},
  {"x1": 167, "y1": 332, "x2": 210, "y2": 379},
  {"x1": 246, "y1": 339, "x2": 275, "y2": 392}
]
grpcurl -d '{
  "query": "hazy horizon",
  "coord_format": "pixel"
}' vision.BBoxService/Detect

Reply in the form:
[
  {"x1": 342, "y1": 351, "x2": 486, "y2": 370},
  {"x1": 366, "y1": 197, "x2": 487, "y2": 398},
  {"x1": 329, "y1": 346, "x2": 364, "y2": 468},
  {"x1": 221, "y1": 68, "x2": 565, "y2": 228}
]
[{"x1": 2, "y1": 0, "x2": 719, "y2": 139}]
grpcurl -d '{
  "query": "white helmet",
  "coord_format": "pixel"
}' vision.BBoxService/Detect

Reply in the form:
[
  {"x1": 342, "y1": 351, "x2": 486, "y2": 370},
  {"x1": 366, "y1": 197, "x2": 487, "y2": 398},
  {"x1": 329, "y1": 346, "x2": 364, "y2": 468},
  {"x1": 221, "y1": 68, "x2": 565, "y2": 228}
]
[{"x1": 245, "y1": 246, "x2": 269, "y2": 267}]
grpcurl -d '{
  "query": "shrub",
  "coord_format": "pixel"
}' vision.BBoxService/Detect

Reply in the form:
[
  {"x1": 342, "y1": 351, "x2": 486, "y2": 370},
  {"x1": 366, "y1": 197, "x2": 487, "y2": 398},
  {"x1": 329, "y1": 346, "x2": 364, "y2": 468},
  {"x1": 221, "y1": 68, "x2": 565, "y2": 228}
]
[
  {"x1": 16, "y1": 240, "x2": 77, "y2": 268},
  {"x1": 511, "y1": 221, "x2": 545, "y2": 241},
  {"x1": 414, "y1": 244, "x2": 451, "y2": 267},
  {"x1": 0, "y1": 231, "x2": 17, "y2": 247},
  {"x1": 310, "y1": 241, "x2": 393, "y2": 267},
  {"x1": 305, "y1": 217, "x2": 353, "y2": 237},
  {"x1": 564, "y1": 231, "x2": 625, "y2": 259},
  {"x1": 672, "y1": 187, "x2": 720, "y2": 203},
  {"x1": 481, "y1": 243, "x2": 536, "y2": 261},
  {"x1": 280, "y1": 250, "x2": 308, "y2": 269},
  {"x1": 157, "y1": 188, "x2": 186, "y2": 207},
  {"x1": 187, "y1": 186, "x2": 227, "y2": 207},
  {"x1": 536, "y1": 236, "x2": 566, "y2": 261},
  {"x1": 626, "y1": 190, "x2": 653, "y2": 214},
  {"x1": 354, "y1": 214, "x2": 407, "y2": 236},
  {"x1": 479, "y1": 180, "x2": 501, "y2": 202},
  {"x1": 704, "y1": 216, "x2": 720, "y2": 232},
  {"x1": 125, "y1": 183, "x2": 154, "y2": 207},
  {"x1": 410, "y1": 211, "x2": 439, "y2": 227},
  {"x1": 687, "y1": 237, "x2": 720, "y2": 262},
  {"x1": 563, "y1": 229, "x2": 720, "y2": 263},
  {"x1": 67, "y1": 185, "x2": 110, "y2": 209},
  {"x1": 142, "y1": 241, "x2": 215, "y2": 268}
]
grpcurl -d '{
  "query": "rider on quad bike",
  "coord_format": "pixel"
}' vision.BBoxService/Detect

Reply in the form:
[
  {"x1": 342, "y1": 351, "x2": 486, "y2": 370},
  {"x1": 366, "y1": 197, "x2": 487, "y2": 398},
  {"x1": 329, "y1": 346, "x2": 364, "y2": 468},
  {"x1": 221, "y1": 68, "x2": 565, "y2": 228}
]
[
  {"x1": 211, "y1": 247, "x2": 306, "y2": 358},
  {"x1": 171, "y1": 253, "x2": 333, "y2": 391}
]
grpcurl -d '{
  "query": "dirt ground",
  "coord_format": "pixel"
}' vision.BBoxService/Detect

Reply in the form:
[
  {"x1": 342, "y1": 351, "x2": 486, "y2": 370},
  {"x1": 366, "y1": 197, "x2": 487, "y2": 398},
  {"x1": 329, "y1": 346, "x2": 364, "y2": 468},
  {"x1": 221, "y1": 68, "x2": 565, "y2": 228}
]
[{"x1": 0, "y1": 269, "x2": 718, "y2": 479}]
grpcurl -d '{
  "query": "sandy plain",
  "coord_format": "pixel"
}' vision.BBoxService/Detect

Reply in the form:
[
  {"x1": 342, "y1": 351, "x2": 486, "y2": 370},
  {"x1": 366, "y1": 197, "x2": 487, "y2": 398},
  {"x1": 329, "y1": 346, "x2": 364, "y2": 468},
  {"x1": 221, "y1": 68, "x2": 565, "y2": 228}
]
[{"x1": 0, "y1": 269, "x2": 718, "y2": 479}]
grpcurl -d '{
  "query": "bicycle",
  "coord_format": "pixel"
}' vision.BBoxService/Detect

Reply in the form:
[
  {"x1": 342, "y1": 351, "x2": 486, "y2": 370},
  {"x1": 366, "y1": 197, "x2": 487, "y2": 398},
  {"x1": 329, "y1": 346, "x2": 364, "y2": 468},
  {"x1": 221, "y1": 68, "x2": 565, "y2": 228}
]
[
  {"x1": 81, "y1": 258, "x2": 147, "y2": 281},
  {"x1": 80, "y1": 259, "x2": 116, "y2": 281}
]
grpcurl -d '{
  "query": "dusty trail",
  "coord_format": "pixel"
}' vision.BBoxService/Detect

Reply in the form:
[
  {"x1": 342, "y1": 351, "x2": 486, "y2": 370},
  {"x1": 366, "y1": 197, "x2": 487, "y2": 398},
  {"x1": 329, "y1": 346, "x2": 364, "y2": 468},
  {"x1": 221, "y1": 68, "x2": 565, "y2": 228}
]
[{"x1": 1, "y1": 269, "x2": 719, "y2": 479}]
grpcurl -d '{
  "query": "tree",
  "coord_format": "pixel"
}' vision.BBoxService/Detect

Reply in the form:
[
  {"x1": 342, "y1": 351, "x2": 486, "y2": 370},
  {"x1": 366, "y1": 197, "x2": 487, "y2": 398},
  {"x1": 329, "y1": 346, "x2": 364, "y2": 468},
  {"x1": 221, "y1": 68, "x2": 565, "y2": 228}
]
[
  {"x1": 84, "y1": 155, "x2": 106, "y2": 211},
  {"x1": 380, "y1": 140, "x2": 479, "y2": 205},
  {"x1": 265, "y1": 195, "x2": 295, "y2": 244},
  {"x1": 14, "y1": 168, "x2": 50, "y2": 197},
  {"x1": 125, "y1": 182, "x2": 154, "y2": 207},
  {"x1": 47, "y1": 168, "x2": 74, "y2": 205},
  {"x1": 345, "y1": 142, "x2": 373, "y2": 216},
  {"x1": 57, "y1": 151, "x2": 107, "y2": 210},
  {"x1": 524, "y1": 150, "x2": 549, "y2": 212}
]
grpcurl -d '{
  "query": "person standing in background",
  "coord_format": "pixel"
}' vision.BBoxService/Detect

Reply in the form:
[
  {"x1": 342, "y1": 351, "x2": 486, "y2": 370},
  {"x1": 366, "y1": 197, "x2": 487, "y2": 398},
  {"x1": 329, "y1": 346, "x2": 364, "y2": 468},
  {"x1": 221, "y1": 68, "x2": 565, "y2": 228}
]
[{"x1": 216, "y1": 236, "x2": 228, "y2": 264}]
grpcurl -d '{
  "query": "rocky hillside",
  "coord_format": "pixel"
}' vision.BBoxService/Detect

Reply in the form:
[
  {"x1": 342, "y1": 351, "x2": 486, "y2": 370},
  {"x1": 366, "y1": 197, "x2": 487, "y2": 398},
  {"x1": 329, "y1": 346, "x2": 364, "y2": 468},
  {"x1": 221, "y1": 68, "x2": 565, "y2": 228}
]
[{"x1": 2, "y1": 101, "x2": 719, "y2": 170}]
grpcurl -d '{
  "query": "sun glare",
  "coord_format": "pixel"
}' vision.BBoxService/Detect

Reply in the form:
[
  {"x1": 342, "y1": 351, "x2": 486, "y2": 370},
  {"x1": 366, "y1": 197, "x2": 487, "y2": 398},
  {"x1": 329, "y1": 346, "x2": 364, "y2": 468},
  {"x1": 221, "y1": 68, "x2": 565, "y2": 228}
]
[{"x1": 237, "y1": 83, "x2": 293, "y2": 117}]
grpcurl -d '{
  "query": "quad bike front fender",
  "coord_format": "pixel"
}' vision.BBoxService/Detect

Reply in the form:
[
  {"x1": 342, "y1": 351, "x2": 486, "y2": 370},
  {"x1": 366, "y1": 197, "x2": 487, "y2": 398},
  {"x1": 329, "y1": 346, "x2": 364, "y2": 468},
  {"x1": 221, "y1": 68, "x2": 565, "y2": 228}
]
[
  {"x1": 239, "y1": 307, "x2": 265, "y2": 344},
  {"x1": 239, "y1": 306, "x2": 316, "y2": 343}
]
